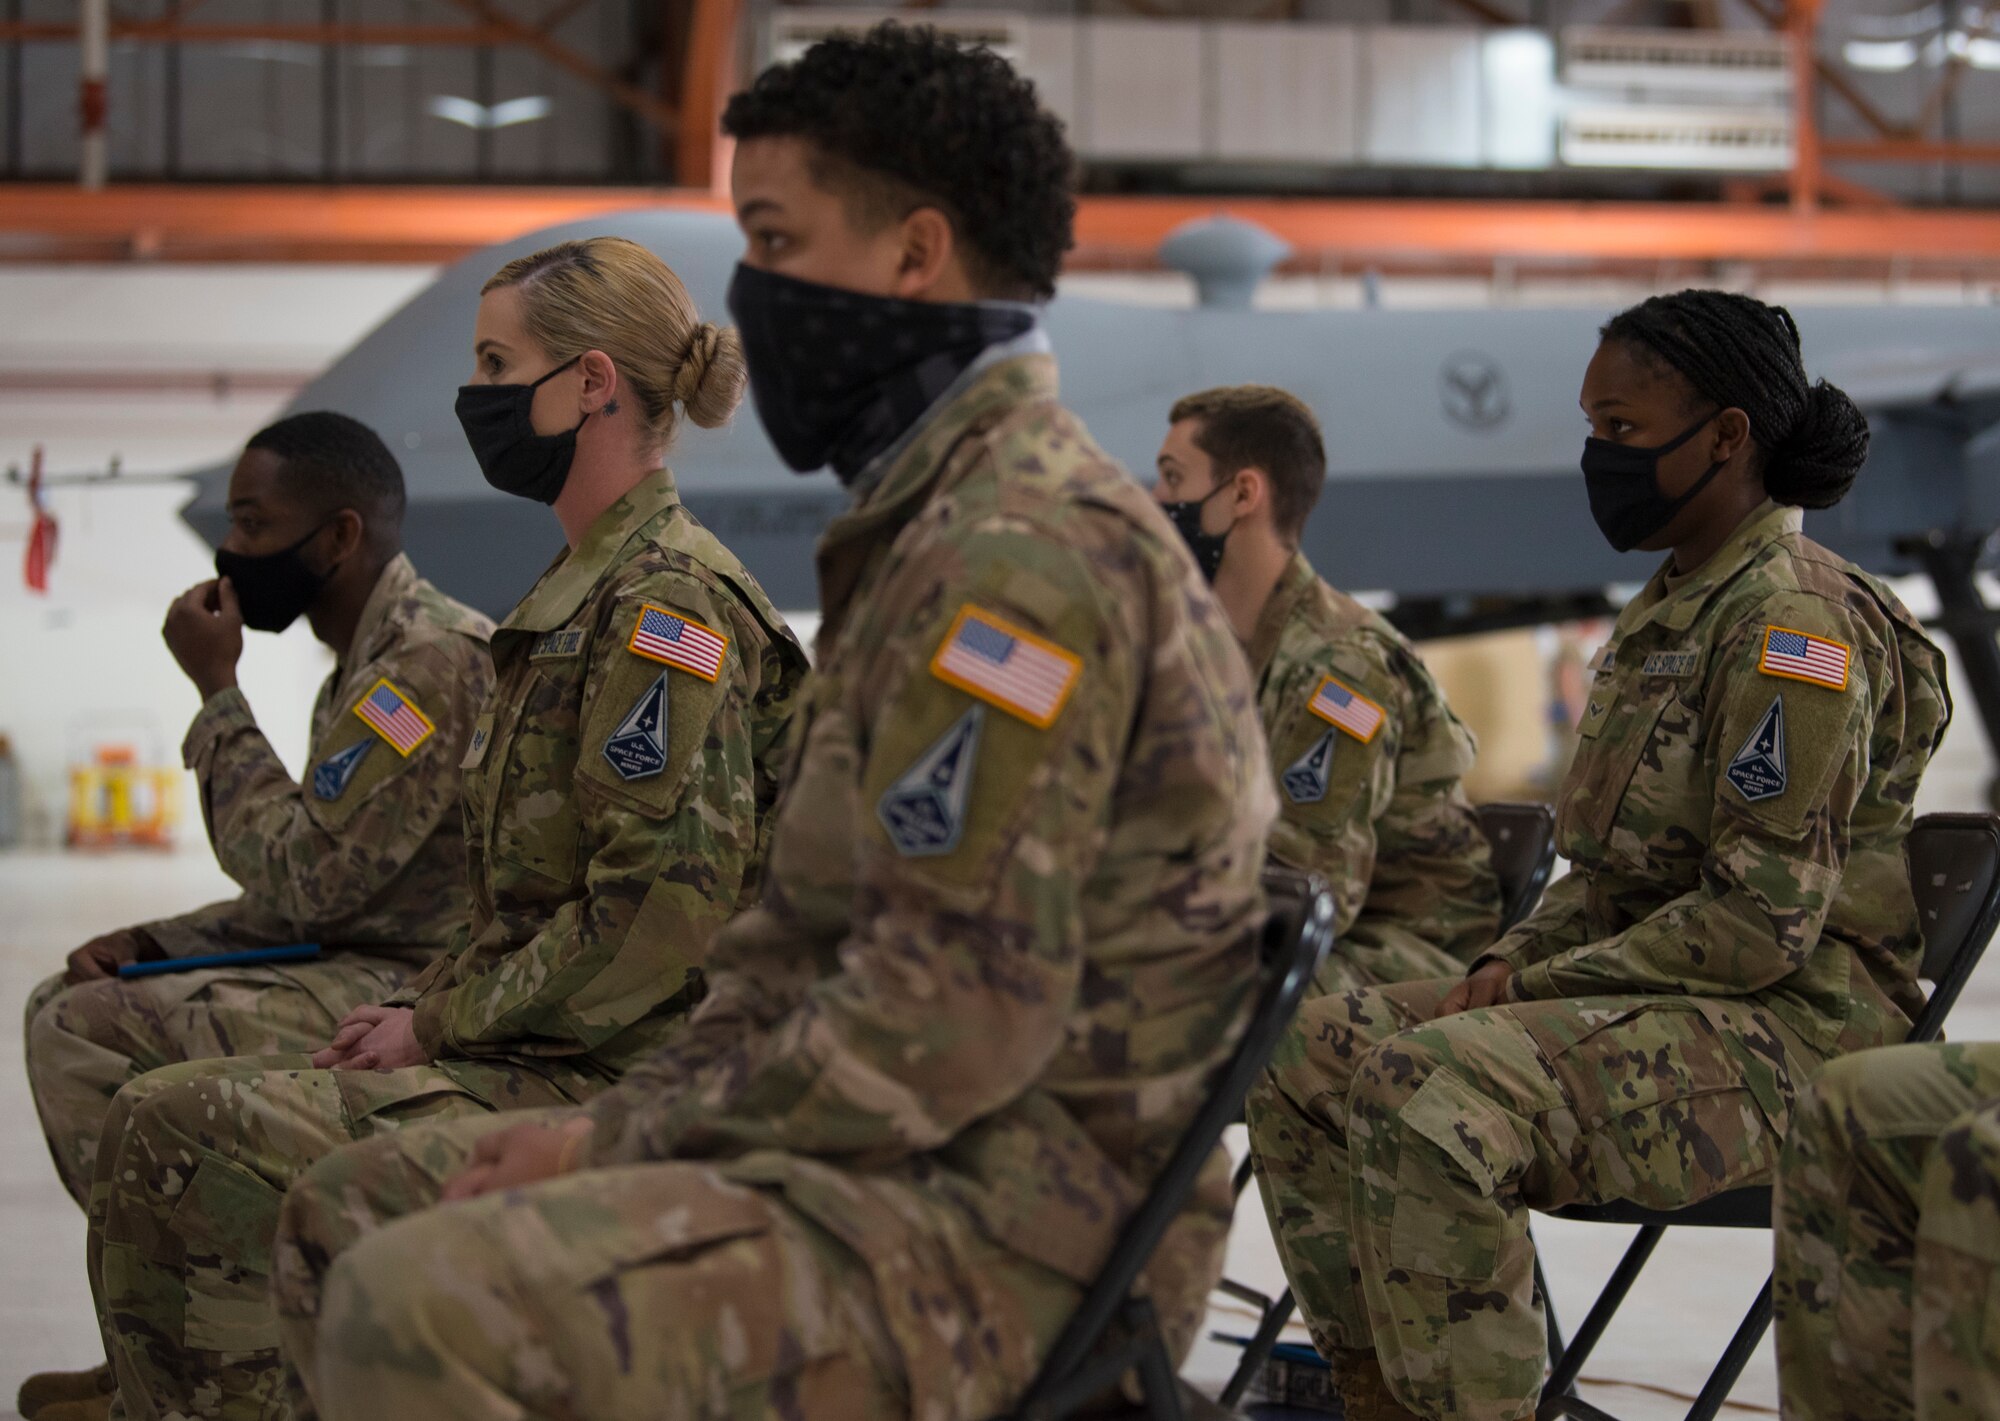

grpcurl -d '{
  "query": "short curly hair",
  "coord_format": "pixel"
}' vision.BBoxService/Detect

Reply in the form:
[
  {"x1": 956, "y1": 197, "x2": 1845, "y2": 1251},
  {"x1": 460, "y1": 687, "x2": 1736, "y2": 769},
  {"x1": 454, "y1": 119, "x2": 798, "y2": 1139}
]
[{"x1": 722, "y1": 22, "x2": 1075, "y2": 300}]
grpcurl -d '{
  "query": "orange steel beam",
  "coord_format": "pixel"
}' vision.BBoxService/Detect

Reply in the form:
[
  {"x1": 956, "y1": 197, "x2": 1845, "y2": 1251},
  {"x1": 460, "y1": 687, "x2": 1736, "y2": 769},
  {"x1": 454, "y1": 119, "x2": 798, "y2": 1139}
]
[
  {"x1": 0, "y1": 22, "x2": 509, "y2": 43},
  {"x1": 1823, "y1": 138, "x2": 2000, "y2": 163},
  {"x1": 677, "y1": 0, "x2": 743, "y2": 190},
  {"x1": 1788, "y1": 0, "x2": 1823, "y2": 213},
  {"x1": 11, "y1": 186, "x2": 2000, "y2": 267}
]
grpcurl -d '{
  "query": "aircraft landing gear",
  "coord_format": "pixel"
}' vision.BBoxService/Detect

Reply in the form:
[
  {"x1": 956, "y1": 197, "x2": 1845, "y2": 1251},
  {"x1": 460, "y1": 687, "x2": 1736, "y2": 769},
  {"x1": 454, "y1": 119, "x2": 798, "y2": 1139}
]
[{"x1": 1899, "y1": 529, "x2": 2000, "y2": 811}]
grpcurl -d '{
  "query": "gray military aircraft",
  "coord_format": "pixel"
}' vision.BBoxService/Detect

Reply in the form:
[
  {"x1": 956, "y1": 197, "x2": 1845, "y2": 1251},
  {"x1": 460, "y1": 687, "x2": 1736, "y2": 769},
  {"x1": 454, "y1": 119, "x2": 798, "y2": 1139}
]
[{"x1": 175, "y1": 208, "x2": 2000, "y2": 775}]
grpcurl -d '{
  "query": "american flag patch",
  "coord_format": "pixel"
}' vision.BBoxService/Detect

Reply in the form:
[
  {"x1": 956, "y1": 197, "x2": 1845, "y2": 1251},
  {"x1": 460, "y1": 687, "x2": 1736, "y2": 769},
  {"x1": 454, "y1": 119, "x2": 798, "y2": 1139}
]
[
  {"x1": 930, "y1": 606, "x2": 1082, "y2": 729},
  {"x1": 1759, "y1": 625, "x2": 1851, "y2": 691},
  {"x1": 352, "y1": 678, "x2": 435, "y2": 756},
  {"x1": 1309, "y1": 675, "x2": 1385, "y2": 743},
  {"x1": 628, "y1": 603, "x2": 729, "y2": 682}
]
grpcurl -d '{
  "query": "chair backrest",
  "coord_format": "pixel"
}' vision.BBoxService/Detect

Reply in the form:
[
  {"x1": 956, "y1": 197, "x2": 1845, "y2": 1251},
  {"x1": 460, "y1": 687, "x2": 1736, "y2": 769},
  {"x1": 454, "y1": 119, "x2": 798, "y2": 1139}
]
[
  {"x1": 1476, "y1": 801, "x2": 1559, "y2": 936},
  {"x1": 1905, "y1": 812, "x2": 2000, "y2": 1042},
  {"x1": 1007, "y1": 873, "x2": 1337, "y2": 1419}
]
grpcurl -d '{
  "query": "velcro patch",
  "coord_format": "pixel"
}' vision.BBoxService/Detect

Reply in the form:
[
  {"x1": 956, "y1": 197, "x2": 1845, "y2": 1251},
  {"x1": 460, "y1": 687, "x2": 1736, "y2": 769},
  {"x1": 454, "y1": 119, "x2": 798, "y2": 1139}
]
[
  {"x1": 1726, "y1": 696, "x2": 1788, "y2": 802},
  {"x1": 1643, "y1": 650, "x2": 1700, "y2": 679},
  {"x1": 1282, "y1": 727, "x2": 1336, "y2": 804},
  {"x1": 929, "y1": 606, "x2": 1081, "y2": 730},
  {"x1": 352, "y1": 678, "x2": 435, "y2": 756},
  {"x1": 1759, "y1": 625, "x2": 1850, "y2": 691},
  {"x1": 1308, "y1": 675, "x2": 1385, "y2": 744},
  {"x1": 877, "y1": 707, "x2": 983, "y2": 856},
  {"x1": 311, "y1": 739, "x2": 374, "y2": 801},
  {"x1": 628, "y1": 603, "x2": 728, "y2": 683},
  {"x1": 602, "y1": 671, "x2": 669, "y2": 782},
  {"x1": 531, "y1": 628, "x2": 585, "y2": 661}
]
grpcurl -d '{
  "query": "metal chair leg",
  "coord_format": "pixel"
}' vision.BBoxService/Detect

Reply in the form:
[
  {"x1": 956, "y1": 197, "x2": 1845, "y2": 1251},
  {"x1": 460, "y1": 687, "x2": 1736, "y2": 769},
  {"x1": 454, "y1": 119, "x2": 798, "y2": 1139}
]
[
  {"x1": 1684, "y1": 1277, "x2": 1772, "y2": 1421},
  {"x1": 1218, "y1": 1286, "x2": 1295, "y2": 1408},
  {"x1": 1543, "y1": 1224, "x2": 1665, "y2": 1400}
]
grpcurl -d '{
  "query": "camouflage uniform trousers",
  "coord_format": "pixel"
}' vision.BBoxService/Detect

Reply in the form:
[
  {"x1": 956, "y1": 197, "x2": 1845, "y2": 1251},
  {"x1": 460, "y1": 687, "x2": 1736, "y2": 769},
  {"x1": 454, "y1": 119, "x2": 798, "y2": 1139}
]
[
  {"x1": 273, "y1": 1111, "x2": 1078, "y2": 1421},
  {"x1": 24, "y1": 954, "x2": 418, "y2": 1207},
  {"x1": 86, "y1": 1052, "x2": 584, "y2": 1421},
  {"x1": 1774, "y1": 1042, "x2": 2000, "y2": 1421},
  {"x1": 1246, "y1": 977, "x2": 1828, "y2": 1421}
]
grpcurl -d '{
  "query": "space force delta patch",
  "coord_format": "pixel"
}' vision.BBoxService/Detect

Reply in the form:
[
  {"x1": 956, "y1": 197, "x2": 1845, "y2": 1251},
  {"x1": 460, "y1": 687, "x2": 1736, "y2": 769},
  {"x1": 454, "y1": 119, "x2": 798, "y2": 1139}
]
[
  {"x1": 1282, "y1": 728, "x2": 1336, "y2": 804},
  {"x1": 878, "y1": 707, "x2": 983, "y2": 856},
  {"x1": 1759, "y1": 625, "x2": 1850, "y2": 691},
  {"x1": 930, "y1": 607, "x2": 1081, "y2": 729},
  {"x1": 312, "y1": 739, "x2": 374, "y2": 800},
  {"x1": 602, "y1": 671, "x2": 669, "y2": 782},
  {"x1": 1726, "y1": 696, "x2": 1788, "y2": 802}
]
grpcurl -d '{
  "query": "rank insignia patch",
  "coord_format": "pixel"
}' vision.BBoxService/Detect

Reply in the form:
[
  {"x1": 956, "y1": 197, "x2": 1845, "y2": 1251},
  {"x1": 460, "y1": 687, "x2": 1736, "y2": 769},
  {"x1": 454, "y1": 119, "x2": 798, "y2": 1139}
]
[
  {"x1": 1759, "y1": 625, "x2": 1850, "y2": 691},
  {"x1": 312, "y1": 739, "x2": 374, "y2": 801},
  {"x1": 1282, "y1": 727, "x2": 1337, "y2": 804},
  {"x1": 930, "y1": 607, "x2": 1081, "y2": 729},
  {"x1": 602, "y1": 671, "x2": 669, "y2": 782},
  {"x1": 353, "y1": 678, "x2": 435, "y2": 756},
  {"x1": 1726, "y1": 696, "x2": 1788, "y2": 802},
  {"x1": 628, "y1": 603, "x2": 728, "y2": 682},
  {"x1": 878, "y1": 707, "x2": 983, "y2": 857},
  {"x1": 1308, "y1": 675, "x2": 1385, "y2": 743}
]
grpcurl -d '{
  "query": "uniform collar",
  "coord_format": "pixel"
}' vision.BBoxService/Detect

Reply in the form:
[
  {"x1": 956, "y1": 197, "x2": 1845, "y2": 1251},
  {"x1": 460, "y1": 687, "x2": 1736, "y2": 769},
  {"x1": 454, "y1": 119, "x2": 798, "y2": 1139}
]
[
  {"x1": 342, "y1": 552, "x2": 418, "y2": 669},
  {"x1": 1245, "y1": 552, "x2": 1320, "y2": 678},
  {"x1": 1627, "y1": 500, "x2": 1799, "y2": 637},
  {"x1": 503, "y1": 467, "x2": 682, "y2": 634},
  {"x1": 812, "y1": 352, "x2": 1061, "y2": 648}
]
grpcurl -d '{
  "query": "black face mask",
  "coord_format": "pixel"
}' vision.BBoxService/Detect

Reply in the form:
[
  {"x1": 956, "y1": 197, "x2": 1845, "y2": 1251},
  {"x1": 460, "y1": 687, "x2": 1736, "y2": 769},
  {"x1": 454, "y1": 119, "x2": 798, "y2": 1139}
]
[
  {"x1": 455, "y1": 356, "x2": 586, "y2": 504},
  {"x1": 1160, "y1": 480, "x2": 1235, "y2": 582},
  {"x1": 727, "y1": 263, "x2": 1036, "y2": 484},
  {"x1": 1582, "y1": 410, "x2": 1725, "y2": 553},
  {"x1": 215, "y1": 522, "x2": 332, "y2": 633}
]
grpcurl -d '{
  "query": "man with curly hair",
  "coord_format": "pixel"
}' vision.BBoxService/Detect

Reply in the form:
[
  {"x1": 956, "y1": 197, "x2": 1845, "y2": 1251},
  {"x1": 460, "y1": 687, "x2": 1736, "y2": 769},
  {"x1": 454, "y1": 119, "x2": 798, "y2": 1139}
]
[{"x1": 268, "y1": 22, "x2": 1276, "y2": 1421}]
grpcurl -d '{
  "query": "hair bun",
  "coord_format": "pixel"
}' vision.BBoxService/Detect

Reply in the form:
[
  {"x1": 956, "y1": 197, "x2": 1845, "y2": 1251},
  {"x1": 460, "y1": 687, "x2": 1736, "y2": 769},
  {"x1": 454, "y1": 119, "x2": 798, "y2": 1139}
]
[
  {"x1": 677, "y1": 323, "x2": 748, "y2": 430},
  {"x1": 1766, "y1": 379, "x2": 1871, "y2": 510},
  {"x1": 673, "y1": 323, "x2": 720, "y2": 406}
]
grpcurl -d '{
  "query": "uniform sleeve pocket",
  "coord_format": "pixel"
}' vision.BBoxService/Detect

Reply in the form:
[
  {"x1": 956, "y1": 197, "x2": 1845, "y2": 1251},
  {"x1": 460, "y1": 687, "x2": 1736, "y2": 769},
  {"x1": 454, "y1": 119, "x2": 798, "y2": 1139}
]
[{"x1": 170, "y1": 1157, "x2": 285, "y2": 1351}]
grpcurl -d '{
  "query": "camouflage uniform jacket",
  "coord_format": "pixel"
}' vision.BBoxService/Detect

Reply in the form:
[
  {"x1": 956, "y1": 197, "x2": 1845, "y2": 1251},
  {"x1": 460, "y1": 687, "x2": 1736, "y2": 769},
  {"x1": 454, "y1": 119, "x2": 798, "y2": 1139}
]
[
  {"x1": 582, "y1": 354, "x2": 1275, "y2": 1414},
  {"x1": 394, "y1": 467, "x2": 807, "y2": 1093},
  {"x1": 1250, "y1": 552, "x2": 1500, "y2": 980},
  {"x1": 140, "y1": 553, "x2": 493, "y2": 961},
  {"x1": 1489, "y1": 500, "x2": 1951, "y2": 1056}
]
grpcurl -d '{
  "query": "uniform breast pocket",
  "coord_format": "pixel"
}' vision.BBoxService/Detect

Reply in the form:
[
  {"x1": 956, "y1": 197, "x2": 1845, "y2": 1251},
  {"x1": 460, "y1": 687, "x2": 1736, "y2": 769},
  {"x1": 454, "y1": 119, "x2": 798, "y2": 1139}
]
[
  {"x1": 1559, "y1": 681, "x2": 1696, "y2": 863},
  {"x1": 489, "y1": 662, "x2": 585, "y2": 886}
]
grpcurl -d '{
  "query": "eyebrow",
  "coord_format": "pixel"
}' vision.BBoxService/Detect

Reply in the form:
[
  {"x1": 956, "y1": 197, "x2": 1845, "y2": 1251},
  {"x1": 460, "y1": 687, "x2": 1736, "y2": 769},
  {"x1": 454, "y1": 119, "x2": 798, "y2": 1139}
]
[
  {"x1": 1583, "y1": 396, "x2": 1628, "y2": 413},
  {"x1": 475, "y1": 338, "x2": 511, "y2": 357},
  {"x1": 735, "y1": 198, "x2": 782, "y2": 223}
]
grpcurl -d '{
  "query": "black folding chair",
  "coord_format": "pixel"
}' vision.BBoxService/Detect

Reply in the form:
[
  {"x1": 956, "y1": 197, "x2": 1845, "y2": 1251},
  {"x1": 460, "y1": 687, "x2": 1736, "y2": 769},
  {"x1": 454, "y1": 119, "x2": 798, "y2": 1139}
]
[
  {"x1": 1534, "y1": 811, "x2": 2000, "y2": 1421},
  {"x1": 1217, "y1": 802, "x2": 1560, "y2": 1408},
  {"x1": 1001, "y1": 875, "x2": 1336, "y2": 1421}
]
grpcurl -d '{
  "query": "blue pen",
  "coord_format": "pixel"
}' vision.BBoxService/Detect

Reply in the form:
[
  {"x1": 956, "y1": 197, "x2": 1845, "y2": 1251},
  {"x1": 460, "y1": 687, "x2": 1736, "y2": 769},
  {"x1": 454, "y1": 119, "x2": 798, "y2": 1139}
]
[{"x1": 118, "y1": 943, "x2": 322, "y2": 978}]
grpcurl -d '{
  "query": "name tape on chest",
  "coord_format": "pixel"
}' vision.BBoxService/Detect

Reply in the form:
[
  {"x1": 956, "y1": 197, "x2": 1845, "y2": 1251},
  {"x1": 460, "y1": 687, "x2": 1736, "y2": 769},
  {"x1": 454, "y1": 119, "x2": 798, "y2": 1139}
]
[
  {"x1": 352, "y1": 677, "x2": 435, "y2": 756},
  {"x1": 1308, "y1": 675, "x2": 1385, "y2": 744},
  {"x1": 312, "y1": 738, "x2": 374, "y2": 800},
  {"x1": 1642, "y1": 650, "x2": 1700, "y2": 679},
  {"x1": 531, "y1": 628, "x2": 585, "y2": 661},
  {"x1": 1759, "y1": 625, "x2": 1850, "y2": 692},
  {"x1": 628, "y1": 603, "x2": 728, "y2": 683},
  {"x1": 929, "y1": 606, "x2": 1081, "y2": 729}
]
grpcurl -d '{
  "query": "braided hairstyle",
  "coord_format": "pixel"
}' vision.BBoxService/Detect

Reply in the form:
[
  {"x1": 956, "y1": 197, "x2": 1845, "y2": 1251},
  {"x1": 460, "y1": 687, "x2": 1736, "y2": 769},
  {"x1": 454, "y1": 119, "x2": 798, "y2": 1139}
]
[{"x1": 1600, "y1": 289, "x2": 1871, "y2": 509}]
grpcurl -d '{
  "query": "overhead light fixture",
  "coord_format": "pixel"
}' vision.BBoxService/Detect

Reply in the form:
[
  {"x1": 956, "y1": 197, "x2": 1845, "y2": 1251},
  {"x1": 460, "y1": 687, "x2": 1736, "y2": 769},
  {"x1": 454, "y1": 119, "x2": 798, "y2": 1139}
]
[
  {"x1": 1966, "y1": 34, "x2": 2000, "y2": 66},
  {"x1": 1843, "y1": 38, "x2": 1920, "y2": 69},
  {"x1": 426, "y1": 95, "x2": 553, "y2": 130}
]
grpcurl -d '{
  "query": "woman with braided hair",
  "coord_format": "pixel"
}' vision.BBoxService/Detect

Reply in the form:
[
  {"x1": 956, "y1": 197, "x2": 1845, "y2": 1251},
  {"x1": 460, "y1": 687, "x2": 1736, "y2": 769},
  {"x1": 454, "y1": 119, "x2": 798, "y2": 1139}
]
[{"x1": 1246, "y1": 288, "x2": 1952, "y2": 1421}]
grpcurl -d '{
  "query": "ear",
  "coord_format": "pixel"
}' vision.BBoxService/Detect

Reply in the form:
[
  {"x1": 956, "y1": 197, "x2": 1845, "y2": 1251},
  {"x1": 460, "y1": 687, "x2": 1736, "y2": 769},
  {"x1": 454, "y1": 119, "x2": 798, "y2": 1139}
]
[
  {"x1": 322, "y1": 508, "x2": 366, "y2": 565},
  {"x1": 1713, "y1": 407, "x2": 1754, "y2": 466},
  {"x1": 576, "y1": 349, "x2": 621, "y2": 415},
  {"x1": 892, "y1": 207, "x2": 958, "y2": 300},
  {"x1": 1232, "y1": 467, "x2": 1272, "y2": 521}
]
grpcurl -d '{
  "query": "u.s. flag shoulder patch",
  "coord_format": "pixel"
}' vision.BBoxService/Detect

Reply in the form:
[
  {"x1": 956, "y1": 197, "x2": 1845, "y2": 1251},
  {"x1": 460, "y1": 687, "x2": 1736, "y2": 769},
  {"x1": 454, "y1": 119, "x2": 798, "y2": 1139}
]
[
  {"x1": 628, "y1": 602, "x2": 729, "y2": 683},
  {"x1": 1758, "y1": 624, "x2": 1851, "y2": 692},
  {"x1": 352, "y1": 677, "x2": 435, "y2": 757},
  {"x1": 929, "y1": 605, "x2": 1082, "y2": 729},
  {"x1": 1308, "y1": 675, "x2": 1385, "y2": 743}
]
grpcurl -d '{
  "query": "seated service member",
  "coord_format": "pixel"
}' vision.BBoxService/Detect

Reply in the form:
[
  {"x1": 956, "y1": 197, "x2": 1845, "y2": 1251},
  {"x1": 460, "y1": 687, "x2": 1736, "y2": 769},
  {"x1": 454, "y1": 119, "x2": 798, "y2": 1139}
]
[
  {"x1": 23, "y1": 411, "x2": 493, "y2": 1209},
  {"x1": 1774, "y1": 1041, "x2": 2000, "y2": 1421},
  {"x1": 1247, "y1": 290, "x2": 1949, "y2": 1421},
  {"x1": 268, "y1": 26, "x2": 1274, "y2": 1421},
  {"x1": 73, "y1": 237, "x2": 807, "y2": 1421},
  {"x1": 1155, "y1": 385, "x2": 1499, "y2": 994}
]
